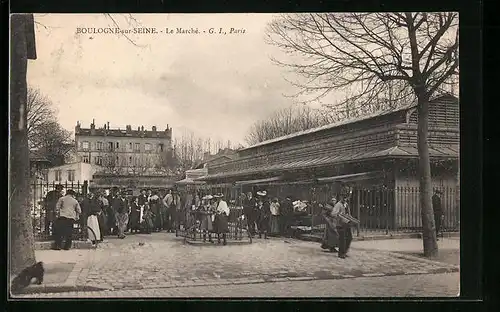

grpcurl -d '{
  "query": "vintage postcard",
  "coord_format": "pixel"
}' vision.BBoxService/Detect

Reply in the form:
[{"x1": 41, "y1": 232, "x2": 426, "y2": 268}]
[{"x1": 9, "y1": 13, "x2": 459, "y2": 298}]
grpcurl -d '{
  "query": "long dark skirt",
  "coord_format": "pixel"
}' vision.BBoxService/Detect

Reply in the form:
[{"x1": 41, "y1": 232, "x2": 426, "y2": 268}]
[
  {"x1": 200, "y1": 214, "x2": 213, "y2": 232},
  {"x1": 98, "y1": 212, "x2": 107, "y2": 238},
  {"x1": 213, "y1": 214, "x2": 229, "y2": 234},
  {"x1": 129, "y1": 211, "x2": 141, "y2": 232},
  {"x1": 269, "y1": 215, "x2": 280, "y2": 234},
  {"x1": 153, "y1": 211, "x2": 163, "y2": 230},
  {"x1": 106, "y1": 207, "x2": 116, "y2": 233},
  {"x1": 322, "y1": 222, "x2": 339, "y2": 249},
  {"x1": 257, "y1": 214, "x2": 270, "y2": 233}
]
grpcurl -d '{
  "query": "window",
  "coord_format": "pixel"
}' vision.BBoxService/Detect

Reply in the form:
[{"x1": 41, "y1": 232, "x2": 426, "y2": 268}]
[
  {"x1": 96, "y1": 156, "x2": 103, "y2": 165},
  {"x1": 96, "y1": 142, "x2": 103, "y2": 151},
  {"x1": 55, "y1": 170, "x2": 62, "y2": 181},
  {"x1": 115, "y1": 142, "x2": 120, "y2": 149},
  {"x1": 82, "y1": 141, "x2": 90, "y2": 150},
  {"x1": 67, "y1": 170, "x2": 75, "y2": 182},
  {"x1": 129, "y1": 156, "x2": 133, "y2": 165},
  {"x1": 128, "y1": 143, "x2": 133, "y2": 151},
  {"x1": 145, "y1": 143, "x2": 152, "y2": 152},
  {"x1": 134, "y1": 143, "x2": 140, "y2": 152},
  {"x1": 108, "y1": 142, "x2": 114, "y2": 151},
  {"x1": 83, "y1": 155, "x2": 90, "y2": 163},
  {"x1": 158, "y1": 144, "x2": 164, "y2": 152}
]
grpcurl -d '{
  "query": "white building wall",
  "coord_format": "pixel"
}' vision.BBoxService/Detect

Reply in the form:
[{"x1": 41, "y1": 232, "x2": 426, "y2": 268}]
[{"x1": 47, "y1": 162, "x2": 100, "y2": 184}]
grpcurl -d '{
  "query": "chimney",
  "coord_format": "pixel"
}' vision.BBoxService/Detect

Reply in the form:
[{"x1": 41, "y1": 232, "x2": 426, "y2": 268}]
[
  {"x1": 152, "y1": 126, "x2": 157, "y2": 132},
  {"x1": 107, "y1": 122, "x2": 110, "y2": 129},
  {"x1": 137, "y1": 126, "x2": 140, "y2": 131},
  {"x1": 141, "y1": 126, "x2": 144, "y2": 131},
  {"x1": 104, "y1": 124, "x2": 107, "y2": 130},
  {"x1": 75, "y1": 121, "x2": 81, "y2": 133},
  {"x1": 126, "y1": 125, "x2": 132, "y2": 133}
]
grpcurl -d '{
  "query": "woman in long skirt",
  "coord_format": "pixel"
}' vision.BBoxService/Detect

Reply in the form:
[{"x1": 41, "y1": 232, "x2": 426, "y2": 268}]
[
  {"x1": 269, "y1": 198, "x2": 280, "y2": 236},
  {"x1": 200, "y1": 195, "x2": 214, "y2": 242},
  {"x1": 86, "y1": 193, "x2": 102, "y2": 245},
  {"x1": 129, "y1": 197, "x2": 141, "y2": 234},
  {"x1": 320, "y1": 197, "x2": 339, "y2": 252},
  {"x1": 213, "y1": 193, "x2": 230, "y2": 245}
]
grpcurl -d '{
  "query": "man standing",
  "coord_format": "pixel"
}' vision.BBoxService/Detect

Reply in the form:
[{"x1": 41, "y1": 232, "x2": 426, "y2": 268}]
[
  {"x1": 79, "y1": 192, "x2": 94, "y2": 231},
  {"x1": 280, "y1": 195, "x2": 294, "y2": 238},
  {"x1": 43, "y1": 184, "x2": 63, "y2": 237},
  {"x1": 432, "y1": 189, "x2": 444, "y2": 240},
  {"x1": 333, "y1": 196, "x2": 352, "y2": 259},
  {"x1": 243, "y1": 192, "x2": 257, "y2": 236},
  {"x1": 53, "y1": 189, "x2": 81, "y2": 250}
]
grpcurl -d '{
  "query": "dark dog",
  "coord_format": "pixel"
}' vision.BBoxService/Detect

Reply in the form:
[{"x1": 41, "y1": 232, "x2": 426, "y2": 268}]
[{"x1": 11, "y1": 261, "x2": 44, "y2": 293}]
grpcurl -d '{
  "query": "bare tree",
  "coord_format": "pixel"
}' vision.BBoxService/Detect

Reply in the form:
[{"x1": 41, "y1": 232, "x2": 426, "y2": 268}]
[
  {"x1": 245, "y1": 104, "x2": 333, "y2": 145},
  {"x1": 268, "y1": 13, "x2": 458, "y2": 257},
  {"x1": 27, "y1": 87, "x2": 56, "y2": 139},
  {"x1": 10, "y1": 13, "x2": 37, "y2": 278},
  {"x1": 29, "y1": 120, "x2": 73, "y2": 166}
]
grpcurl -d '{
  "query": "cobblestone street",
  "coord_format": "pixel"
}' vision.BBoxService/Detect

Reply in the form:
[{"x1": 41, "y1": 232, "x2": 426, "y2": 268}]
[{"x1": 17, "y1": 232, "x2": 459, "y2": 298}]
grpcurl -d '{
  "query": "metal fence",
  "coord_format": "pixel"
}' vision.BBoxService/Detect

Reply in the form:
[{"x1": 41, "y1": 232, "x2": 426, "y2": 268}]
[
  {"x1": 30, "y1": 180, "x2": 88, "y2": 241},
  {"x1": 179, "y1": 208, "x2": 252, "y2": 243},
  {"x1": 310, "y1": 186, "x2": 459, "y2": 236}
]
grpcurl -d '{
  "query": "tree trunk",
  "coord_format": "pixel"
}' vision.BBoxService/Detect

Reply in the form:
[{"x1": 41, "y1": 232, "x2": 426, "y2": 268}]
[
  {"x1": 10, "y1": 14, "x2": 37, "y2": 276},
  {"x1": 416, "y1": 95, "x2": 438, "y2": 257}
]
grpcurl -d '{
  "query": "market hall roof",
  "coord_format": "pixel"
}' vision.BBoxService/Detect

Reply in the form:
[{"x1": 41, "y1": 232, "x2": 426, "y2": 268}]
[
  {"x1": 239, "y1": 94, "x2": 457, "y2": 152},
  {"x1": 197, "y1": 145, "x2": 459, "y2": 181}
]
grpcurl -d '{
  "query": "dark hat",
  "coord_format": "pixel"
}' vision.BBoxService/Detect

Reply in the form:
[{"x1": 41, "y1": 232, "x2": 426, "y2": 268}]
[
  {"x1": 55, "y1": 184, "x2": 64, "y2": 190},
  {"x1": 66, "y1": 189, "x2": 76, "y2": 196},
  {"x1": 434, "y1": 189, "x2": 443, "y2": 194}
]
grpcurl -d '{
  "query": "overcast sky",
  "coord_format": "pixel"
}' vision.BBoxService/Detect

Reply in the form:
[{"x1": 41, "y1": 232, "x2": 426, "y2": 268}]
[{"x1": 27, "y1": 13, "x2": 326, "y2": 146}]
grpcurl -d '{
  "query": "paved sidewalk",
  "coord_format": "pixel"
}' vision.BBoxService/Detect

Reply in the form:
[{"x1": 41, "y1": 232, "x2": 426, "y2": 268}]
[
  {"x1": 15, "y1": 272, "x2": 460, "y2": 298},
  {"x1": 351, "y1": 237, "x2": 460, "y2": 266},
  {"x1": 11, "y1": 232, "x2": 460, "y2": 297}
]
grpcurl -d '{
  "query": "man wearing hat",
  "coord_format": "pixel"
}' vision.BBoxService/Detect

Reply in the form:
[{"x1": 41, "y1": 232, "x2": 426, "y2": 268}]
[
  {"x1": 432, "y1": 189, "x2": 444, "y2": 239},
  {"x1": 280, "y1": 195, "x2": 294, "y2": 238},
  {"x1": 43, "y1": 184, "x2": 64, "y2": 237},
  {"x1": 256, "y1": 191, "x2": 271, "y2": 239},
  {"x1": 53, "y1": 189, "x2": 81, "y2": 250},
  {"x1": 243, "y1": 192, "x2": 258, "y2": 236}
]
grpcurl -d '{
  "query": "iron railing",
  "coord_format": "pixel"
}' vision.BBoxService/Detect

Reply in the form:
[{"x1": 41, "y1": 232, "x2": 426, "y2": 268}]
[{"x1": 30, "y1": 180, "x2": 89, "y2": 241}]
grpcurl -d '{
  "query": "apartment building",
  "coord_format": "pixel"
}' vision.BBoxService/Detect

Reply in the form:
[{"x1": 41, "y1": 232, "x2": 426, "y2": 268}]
[{"x1": 74, "y1": 120, "x2": 173, "y2": 174}]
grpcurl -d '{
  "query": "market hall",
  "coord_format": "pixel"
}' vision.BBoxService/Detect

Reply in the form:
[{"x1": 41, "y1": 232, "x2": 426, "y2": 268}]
[{"x1": 196, "y1": 94, "x2": 460, "y2": 234}]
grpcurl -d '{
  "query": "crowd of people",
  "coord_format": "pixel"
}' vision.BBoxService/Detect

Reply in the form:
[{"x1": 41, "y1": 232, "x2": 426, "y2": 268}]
[{"x1": 42, "y1": 184, "x2": 356, "y2": 258}]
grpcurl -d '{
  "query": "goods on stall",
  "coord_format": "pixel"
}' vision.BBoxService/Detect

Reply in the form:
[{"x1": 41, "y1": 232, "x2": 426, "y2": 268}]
[{"x1": 292, "y1": 200, "x2": 308, "y2": 212}]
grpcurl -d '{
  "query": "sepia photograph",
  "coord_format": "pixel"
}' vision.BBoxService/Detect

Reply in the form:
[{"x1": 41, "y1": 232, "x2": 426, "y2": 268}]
[{"x1": 9, "y1": 12, "x2": 460, "y2": 298}]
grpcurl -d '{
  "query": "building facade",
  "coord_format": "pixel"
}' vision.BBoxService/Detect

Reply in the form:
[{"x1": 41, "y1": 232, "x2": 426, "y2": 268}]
[{"x1": 74, "y1": 121, "x2": 173, "y2": 175}]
